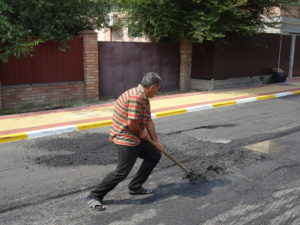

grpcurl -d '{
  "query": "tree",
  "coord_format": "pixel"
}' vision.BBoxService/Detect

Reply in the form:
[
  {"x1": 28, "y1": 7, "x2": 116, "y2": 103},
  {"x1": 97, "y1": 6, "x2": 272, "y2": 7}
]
[
  {"x1": 0, "y1": 0, "x2": 110, "y2": 62},
  {"x1": 117, "y1": 0, "x2": 293, "y2": 91}
]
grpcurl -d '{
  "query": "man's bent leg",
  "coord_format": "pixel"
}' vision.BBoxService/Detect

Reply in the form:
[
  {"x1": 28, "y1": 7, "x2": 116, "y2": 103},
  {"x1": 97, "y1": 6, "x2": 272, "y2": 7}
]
[
  {"x1": 90, "y1": 145, "x2": 138, "y2": 200},
  {"x1": 128, "y1": 141, "x2": 162, "y2": 191}
]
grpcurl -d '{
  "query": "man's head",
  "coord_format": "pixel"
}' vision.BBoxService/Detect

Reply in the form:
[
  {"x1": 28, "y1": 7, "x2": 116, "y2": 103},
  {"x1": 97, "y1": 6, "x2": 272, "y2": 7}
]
[{"x1": 140, "y1": 72, "x2": 162, "y2": 98}]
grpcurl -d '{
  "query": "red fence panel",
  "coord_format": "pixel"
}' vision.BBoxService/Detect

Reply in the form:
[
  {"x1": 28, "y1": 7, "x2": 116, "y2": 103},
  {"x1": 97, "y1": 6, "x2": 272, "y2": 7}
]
[
  {"x1": 0, "y1": 37, "x2": 84, "y2": 85},
  {"x1": 192, "y1": 41, "x2": 214, "y2": 79},
  {"x1": 212, "y1": 34, "x2": 287, "y2": 79},
  {"x1": 191, "y1": 34, "x2": 300, "y2": 79}
]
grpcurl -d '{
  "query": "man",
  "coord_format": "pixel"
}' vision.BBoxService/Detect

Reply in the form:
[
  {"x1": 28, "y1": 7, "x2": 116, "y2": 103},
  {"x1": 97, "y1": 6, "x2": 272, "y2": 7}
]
[{"x1": 87, "y1": 72, "x2": 163, "y2": 211}]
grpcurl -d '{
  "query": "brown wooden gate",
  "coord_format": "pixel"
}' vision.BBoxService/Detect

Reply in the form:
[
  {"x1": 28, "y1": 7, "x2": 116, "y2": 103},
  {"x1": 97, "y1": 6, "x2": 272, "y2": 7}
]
[{"x1": 98, "y1": 42, "x2": 180, "y2": 97}]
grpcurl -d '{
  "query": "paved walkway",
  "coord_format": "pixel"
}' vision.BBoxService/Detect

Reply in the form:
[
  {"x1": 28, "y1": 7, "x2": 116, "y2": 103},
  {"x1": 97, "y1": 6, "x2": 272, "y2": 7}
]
[{"x1": 1, "y1": 78, "x2": 300, "y2": 143}]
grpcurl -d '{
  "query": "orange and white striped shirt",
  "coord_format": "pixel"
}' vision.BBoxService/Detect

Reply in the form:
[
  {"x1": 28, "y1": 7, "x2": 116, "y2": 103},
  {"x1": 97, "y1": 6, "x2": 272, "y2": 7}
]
[{"x1": 109, "y1": 85, "x2": 152, "y2": 146}]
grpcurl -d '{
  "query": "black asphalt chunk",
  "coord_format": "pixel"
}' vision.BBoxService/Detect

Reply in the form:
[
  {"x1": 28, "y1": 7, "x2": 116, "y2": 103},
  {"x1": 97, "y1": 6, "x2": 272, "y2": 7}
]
[{"x1": 26, "y1": 132, "x2": 269, "y2": 184}]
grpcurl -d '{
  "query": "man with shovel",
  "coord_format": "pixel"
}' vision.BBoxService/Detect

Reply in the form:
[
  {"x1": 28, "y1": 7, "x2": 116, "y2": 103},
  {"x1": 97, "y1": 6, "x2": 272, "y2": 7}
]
[{"x1": 87, "y1": 72, "x2": 163, "y2": 211}]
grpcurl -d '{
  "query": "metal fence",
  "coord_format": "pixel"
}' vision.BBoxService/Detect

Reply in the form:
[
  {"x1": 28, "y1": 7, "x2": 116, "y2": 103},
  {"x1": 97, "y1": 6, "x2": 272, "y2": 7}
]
[
  {"x1": 0, "y1": 37, "x2": 84, "y2": 85},
  {"x1": 98, "y1": 41, "x2": 180, "y2": 97}
]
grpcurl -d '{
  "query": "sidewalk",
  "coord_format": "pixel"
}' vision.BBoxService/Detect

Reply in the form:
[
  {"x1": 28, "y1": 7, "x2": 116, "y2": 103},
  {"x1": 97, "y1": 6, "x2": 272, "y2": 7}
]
[{"x1": 1, "y1": 78, "x2": 300, "y2": 143}]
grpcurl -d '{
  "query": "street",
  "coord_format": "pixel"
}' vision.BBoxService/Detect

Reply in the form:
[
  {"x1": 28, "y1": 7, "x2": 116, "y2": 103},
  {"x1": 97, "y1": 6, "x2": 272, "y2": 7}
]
[{"x1": 1, "y1": 94, "x2": 300, "y2": 224}]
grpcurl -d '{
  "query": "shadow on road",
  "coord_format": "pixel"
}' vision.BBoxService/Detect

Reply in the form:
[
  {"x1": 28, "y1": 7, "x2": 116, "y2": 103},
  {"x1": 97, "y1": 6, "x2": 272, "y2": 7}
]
[{"x1": 104, "y1": 178, "x2": 231, "y2": 206}]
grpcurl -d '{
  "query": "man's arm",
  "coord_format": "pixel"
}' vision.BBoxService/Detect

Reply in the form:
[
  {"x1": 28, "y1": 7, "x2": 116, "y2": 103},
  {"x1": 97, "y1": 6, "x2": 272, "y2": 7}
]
[
  {"x1": 127, "y1": 119, "x2": 163, "y2": 151},
  {"x1": 145, "y1": 120, "x2": 158, "y2": 142},
  {"x1": 127, "y1": 119, "x2": 148, "y2": 140},
  {"x1": 146, "y1": 120, "x2": 163, "y2": 151}
]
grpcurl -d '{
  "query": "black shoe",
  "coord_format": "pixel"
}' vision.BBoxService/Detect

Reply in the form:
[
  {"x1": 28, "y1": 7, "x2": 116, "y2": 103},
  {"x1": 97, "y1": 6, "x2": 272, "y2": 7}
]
[{"x1": 129, "y1": 187, "x2": 154, "y2": 195}]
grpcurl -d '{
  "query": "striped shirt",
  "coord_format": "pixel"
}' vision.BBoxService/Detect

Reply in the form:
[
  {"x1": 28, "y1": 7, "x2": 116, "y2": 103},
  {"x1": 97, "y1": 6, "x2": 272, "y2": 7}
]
[{"x1": 109, "y1": 85, "x2": 152, "y2": 146}]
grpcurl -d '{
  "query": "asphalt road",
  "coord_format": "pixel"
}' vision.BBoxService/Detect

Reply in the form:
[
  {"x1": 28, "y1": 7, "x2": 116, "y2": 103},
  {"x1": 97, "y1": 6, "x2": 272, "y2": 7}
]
[{"x1": 0, "y1": 95, "x2": 300, "y2": 224}]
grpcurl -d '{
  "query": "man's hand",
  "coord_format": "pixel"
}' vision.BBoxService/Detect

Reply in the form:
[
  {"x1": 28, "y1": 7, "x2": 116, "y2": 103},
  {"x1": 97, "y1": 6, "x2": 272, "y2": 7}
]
[
  {"x1": 139, "y1": 130, "x2": 148, "y2": 140},
  {"x1": 151, "y1": 139, "x2": 164, "y2": 152},
  {"x1": 155, "y1": 141, "x2": 164, "y2": 152}
]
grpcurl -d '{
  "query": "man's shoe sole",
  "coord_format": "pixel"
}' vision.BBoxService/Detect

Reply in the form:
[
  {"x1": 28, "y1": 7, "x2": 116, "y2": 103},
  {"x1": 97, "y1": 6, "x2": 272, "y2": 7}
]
[{"x1": 129, "y1": 189, "x2": 153, "y2": 195}]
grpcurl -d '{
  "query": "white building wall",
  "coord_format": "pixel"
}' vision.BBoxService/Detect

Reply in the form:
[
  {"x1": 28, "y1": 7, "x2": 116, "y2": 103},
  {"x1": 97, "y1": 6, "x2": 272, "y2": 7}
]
[{"x1": 96, "y1": 27, "x2": 149, "y2": 42}]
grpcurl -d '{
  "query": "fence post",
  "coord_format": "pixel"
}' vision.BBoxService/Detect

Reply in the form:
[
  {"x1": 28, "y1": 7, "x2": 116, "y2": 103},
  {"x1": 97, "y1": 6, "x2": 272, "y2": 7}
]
[
  {"x1": 179, "y1": 39, "x2": 192, "y2": 92},
  {"x1": 0, "y1": 77, "x2": 2, "y2": 110},
  {"x1": 79, "y1": 30, "x2": 99, "y2": 100}
]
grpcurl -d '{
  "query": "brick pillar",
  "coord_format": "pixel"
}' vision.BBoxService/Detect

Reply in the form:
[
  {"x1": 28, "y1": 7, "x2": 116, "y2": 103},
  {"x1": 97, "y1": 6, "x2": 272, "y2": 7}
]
[
  {"x1": 0, "y1": 77, "x2": 2, "y2": 110},
  {"x1": 179, "y1": 39, "x2": 193, "y2": 92},
  {"x1": 79, "y1": 30, "x2": 99, "y2": 100}
]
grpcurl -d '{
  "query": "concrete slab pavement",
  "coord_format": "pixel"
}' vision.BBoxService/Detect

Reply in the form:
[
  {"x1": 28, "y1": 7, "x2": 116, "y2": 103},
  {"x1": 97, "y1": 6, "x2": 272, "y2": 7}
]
[{"x1": 1, "y1": 78, "x2": 300, "y2": 144}]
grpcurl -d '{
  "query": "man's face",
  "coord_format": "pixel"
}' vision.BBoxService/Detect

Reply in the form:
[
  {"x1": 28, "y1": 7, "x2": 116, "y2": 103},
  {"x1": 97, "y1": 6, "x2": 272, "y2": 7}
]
[{"x1": 148, "y1": 83, "x2": 161, "y2": 98}]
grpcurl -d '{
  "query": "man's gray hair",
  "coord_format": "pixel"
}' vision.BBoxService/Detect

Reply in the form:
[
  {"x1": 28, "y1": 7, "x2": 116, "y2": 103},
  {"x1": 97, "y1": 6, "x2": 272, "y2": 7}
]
[{"x1": 140, "y1": 72, "x2": 162, "y2": 87}]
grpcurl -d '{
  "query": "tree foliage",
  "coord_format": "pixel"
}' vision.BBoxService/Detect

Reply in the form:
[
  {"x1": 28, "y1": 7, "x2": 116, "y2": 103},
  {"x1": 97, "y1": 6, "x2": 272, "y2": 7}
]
[
  {"x1": 118, "y1": 0, "x2": 294, "y2": 43},
  {"x1": 0, "y1": 0, "x2": 109, "y2": 62}
]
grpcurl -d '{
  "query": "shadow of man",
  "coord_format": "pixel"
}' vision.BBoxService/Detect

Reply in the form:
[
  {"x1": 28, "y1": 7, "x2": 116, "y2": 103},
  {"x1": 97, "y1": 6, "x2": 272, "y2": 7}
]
[{"x1": 104, "y1": 178, "x2": 231, "y2": 206}]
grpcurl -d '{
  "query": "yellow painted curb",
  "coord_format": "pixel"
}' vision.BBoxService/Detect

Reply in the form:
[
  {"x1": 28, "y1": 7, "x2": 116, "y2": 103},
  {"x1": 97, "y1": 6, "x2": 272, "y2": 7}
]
[
  {"x1": 0, "y1": 133, "x2": 28, "y2": 143},
  {"x1": 292, "y1": 90, "x2": 300, "y2": 95},
  {"x1": 156, "y1": 109, "x2": 188, "y2": 118},
  {"x1": 77, "y1": 120, "x2": 112, "y2": 130},
  {"x1": 256, "y1": 95, "x2": 276, "y2": 101},
  {"x1": 212, "y1": 101, "x2": 237, "y2": 108}
]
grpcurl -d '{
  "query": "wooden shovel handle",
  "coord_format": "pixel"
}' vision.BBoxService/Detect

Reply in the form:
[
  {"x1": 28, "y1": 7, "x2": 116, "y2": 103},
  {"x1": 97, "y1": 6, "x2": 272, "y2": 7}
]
[{"x1": 147, "y1": 138, "x2": 190, "y2": 174}]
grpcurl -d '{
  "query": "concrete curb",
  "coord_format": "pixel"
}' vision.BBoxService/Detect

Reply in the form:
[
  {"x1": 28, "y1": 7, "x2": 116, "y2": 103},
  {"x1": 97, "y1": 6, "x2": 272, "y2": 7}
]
[{"x1": 1, "y1": 89, "x2": 300, "y2": 144}]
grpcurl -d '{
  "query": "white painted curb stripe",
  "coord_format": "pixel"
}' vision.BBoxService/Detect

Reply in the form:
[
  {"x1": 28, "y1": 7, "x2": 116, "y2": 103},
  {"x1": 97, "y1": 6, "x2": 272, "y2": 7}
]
[
  {"x1": 187, "y1": 104, "x2": 213, "y2": 112},
  {"x1": 151, "y1": 114, "x2": 157, "y2": 119},
  {"x1": 274, "y1": 92, "x2": 292, "y2": 98},
  {"x1": 27, "y1": 125, "x2": 78, "y2": 139},
  {"x1": 1, "y1": 89, "x2": 300, "y2": 143},
  {"x1": 235, "y1": 97, "x2": 257, "y2": 104}
]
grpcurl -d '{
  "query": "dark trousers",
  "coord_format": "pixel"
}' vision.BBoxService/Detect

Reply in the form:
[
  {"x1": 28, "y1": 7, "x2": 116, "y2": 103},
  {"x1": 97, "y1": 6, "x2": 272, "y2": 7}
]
[{"x1": 90, "y1": 140, "x2": 162, "y2": 200}]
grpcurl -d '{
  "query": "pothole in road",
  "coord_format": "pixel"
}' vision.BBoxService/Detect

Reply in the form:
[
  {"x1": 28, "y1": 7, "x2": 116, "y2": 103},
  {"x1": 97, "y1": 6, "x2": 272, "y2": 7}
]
[
  {"x1": 25, "y1": 131, "x2": 268, "y2": 184},
  {"x1": 185, "y1": 148, "x2": 267, "y2": 184},
  {"x1": 26, "y1": 132, "x2": 117, "y2": 167},
  {"x1": 156, "y1": 133, "x2": 268, "y2": 184}
]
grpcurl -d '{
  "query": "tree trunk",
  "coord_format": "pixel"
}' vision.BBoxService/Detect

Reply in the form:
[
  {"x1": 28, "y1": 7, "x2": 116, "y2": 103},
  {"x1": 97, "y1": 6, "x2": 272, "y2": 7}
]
[{"x1": 179, "y1": 39, "x2": 192, "y2": 92}]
